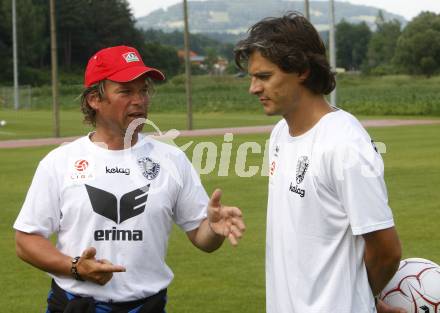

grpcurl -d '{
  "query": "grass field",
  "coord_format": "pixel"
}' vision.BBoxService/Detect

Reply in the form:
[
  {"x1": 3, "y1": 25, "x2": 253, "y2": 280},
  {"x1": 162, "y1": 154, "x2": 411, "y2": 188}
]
[
  {"x1": 0, "y1": 110, "x2": 282, "y2": 140},
  {"x1": 0, "y1": 124, "x2": 439, "y2": 312},
  {"x1": 2, "y1": 74, "x2": 440, "y2": 115},
  {"x1": 1, "y1": 108, "x2": 438, "y2": 141}
]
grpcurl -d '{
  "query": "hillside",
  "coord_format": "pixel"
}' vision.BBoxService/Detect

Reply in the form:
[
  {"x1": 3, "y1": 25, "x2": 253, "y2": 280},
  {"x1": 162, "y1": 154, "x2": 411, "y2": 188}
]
[{"x1": 136, "y1": 0, "x2": 406, "y2": 35}]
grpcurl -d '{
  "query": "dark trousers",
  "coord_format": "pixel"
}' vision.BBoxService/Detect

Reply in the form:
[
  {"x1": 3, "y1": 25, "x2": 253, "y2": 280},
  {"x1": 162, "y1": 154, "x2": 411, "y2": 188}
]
[{"x1": 46, "y1": 280, "x2": 167, "y2": 313}]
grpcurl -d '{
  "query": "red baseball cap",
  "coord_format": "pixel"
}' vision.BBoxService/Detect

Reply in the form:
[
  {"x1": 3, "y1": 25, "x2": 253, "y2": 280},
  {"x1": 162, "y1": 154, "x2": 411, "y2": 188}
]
[{"x1": 84, "y1": 45, "x2": 165, "y2": 87}]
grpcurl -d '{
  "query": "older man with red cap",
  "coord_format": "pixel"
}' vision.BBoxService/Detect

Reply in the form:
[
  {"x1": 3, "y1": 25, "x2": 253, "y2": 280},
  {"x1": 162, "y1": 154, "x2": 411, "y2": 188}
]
[{"x1": 14, "y1": 46, "x2": 245, "y2": 313}]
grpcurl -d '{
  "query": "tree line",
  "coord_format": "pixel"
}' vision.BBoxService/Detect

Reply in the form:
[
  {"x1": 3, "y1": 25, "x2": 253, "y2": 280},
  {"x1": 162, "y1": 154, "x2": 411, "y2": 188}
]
[
  {"x1": 0, "y1": 0, "x2": 239, "y2": 85},
  {"x1": 0, "y1": 0, "x2": 439, "y2": 86},
  {"x1": 0, "y1": 0, "x2": 182, "y2": 85},
  {"x1": 336, "y1": 10, "x2": 440, "y2": 77}
]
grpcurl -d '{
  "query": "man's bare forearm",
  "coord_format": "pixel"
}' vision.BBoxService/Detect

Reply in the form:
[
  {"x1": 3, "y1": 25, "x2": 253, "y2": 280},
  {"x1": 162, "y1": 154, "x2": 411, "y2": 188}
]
[
  {"x1": 363, "y1": 227, "x2": 402, "y2": 295},
  {"x1": 186, "y1": 219, "x2": 225, "y2": 253},
  {"x1": 15, "y1": 230, "x2": 71, "y2": 276}
]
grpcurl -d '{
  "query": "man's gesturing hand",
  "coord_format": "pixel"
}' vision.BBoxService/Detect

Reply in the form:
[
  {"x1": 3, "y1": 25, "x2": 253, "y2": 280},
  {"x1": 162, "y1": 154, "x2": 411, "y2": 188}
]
[
  {"x1": 207, "y1": 189, "x2": 246, "y2": 246},
  {"x1": 77, "y1": 247, "x2": 126, "y2": 285}
]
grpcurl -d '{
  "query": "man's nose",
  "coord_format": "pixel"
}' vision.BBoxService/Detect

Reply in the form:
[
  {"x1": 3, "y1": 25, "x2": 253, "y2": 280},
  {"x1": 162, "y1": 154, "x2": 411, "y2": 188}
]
[{"x1": 249, "y1": 77, "x2": 262, "y2": 95}]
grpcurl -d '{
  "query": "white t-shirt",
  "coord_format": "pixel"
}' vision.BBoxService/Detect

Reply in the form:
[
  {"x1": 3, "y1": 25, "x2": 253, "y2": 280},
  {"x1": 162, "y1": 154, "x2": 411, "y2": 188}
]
[
  {"x1": 14, "y1": 134, "x2": 208, "y2": 302},
  {"x1": 266, "y1": 110, "x2": 394, "y2": 313}
]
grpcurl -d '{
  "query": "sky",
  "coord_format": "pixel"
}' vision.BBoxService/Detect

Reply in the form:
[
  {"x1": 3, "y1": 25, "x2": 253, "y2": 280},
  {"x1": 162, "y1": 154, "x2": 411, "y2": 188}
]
[{"x1": 128, "y1": 0, "x2": 440, "y2": 21}]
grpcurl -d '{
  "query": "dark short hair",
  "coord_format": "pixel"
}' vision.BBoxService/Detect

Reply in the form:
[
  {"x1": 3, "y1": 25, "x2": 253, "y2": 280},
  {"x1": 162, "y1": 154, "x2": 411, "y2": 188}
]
[{"x1": 234, "y1": 12, "x2": 336, "y2": 95}]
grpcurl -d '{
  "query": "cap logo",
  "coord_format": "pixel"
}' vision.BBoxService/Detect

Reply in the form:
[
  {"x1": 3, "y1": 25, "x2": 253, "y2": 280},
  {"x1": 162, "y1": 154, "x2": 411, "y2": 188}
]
[{"x1": 123, "y1": 52, "x2": 140, "y2": 63}]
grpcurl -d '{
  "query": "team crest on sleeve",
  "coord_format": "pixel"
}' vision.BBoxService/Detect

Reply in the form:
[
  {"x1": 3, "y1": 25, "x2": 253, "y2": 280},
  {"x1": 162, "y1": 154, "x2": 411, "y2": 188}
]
[
  {"x1": 137, "y1": 157, "x2": 160, "y2": 180},
  {"x1": 296, "y1": 156, "x2": 309, "y2": 184}
]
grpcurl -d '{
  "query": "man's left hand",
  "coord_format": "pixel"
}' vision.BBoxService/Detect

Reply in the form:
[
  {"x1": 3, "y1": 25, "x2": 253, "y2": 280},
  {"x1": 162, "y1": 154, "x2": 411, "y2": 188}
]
[{"x1": 207, "y1": 189, "x2": 246, "y2": 246}]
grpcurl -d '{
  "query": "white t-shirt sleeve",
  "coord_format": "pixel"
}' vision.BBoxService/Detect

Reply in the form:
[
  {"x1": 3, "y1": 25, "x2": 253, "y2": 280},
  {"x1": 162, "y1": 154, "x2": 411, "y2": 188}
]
[
  {"x1": 13, "y1": 157, "x2": 61, "y2": 238},
  {"x1": 173, "y1": 153, "x2": 209, "y2": 232},
  {"x1": 327, "y1": 138, "x2": 394, "y2": 235}
]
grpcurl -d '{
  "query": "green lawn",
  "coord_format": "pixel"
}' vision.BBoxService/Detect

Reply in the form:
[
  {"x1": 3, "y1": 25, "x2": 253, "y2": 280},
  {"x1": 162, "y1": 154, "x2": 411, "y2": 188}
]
[
  {"x1": 0, "y1": 124, "x2": 439, "y2": 312},
  {"x1": 3, "y1": 74, "x2": 440, "y2": 115},
  {"x1": 0, "y1": 108, "x2": 438, "y2": 141},
  {"x1": 0, "y1": 109, "x2": 282, "y2": 140}
]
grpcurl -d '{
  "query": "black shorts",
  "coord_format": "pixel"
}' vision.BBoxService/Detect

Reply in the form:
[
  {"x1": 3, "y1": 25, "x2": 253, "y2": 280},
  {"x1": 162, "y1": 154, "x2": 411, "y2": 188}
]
[{"x1": 46, "y1": 279, "x2": 167, "y2": 313}]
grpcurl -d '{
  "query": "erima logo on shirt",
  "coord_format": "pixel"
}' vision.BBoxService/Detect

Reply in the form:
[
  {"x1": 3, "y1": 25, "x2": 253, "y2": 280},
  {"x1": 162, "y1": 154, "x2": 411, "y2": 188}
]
[
  {"x1": 123, "y1": 52, "x2": 139, "y2": 63},
  {"x1": 105, "y1": 166, "x2": 130, "y2": 175},
  {"x1": 85, "y1": 184, "x2": 149, "y2": 241}
]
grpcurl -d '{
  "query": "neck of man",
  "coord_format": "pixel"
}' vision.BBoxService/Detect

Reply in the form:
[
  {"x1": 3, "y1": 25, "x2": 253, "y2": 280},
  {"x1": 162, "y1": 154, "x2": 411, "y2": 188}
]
[
  {"x1": 284, "y1": 91, "x2": 333, "y2": 137},
  {"x1": 90, "y1": 128, "x2": 139, "y2": 150}
]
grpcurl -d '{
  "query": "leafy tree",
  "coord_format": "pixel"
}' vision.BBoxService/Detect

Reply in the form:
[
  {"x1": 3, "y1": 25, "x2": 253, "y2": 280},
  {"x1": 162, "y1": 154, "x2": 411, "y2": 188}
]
[
  {"x1": 0, "y1": 0, "x2": 12, "y2": 81},
  {"x1": 0, "y1": 0, "x2": 47, "y2": 83},
  {"x1": 142, "y1": 28, "x2": 234, "y2": 60},
  {"x1": 141, "y1": 43, "x2": 180, "y2": 78},
  {"x1": 394, "y1": 12, "x2": 440, "y2": 77},
  {"x1": 56, "y1": 0, "x2": 88, "y2": 70},
  {"x1": 57, "y1": 0, "x2": 145, "y2": 69},
  {"x1": 336, "y1": 20, "x2": 371, "y2": 70},
  {"x1": 364, "y1": 11, "x2": 401, "y2": 74},
  {"x1": 204, "y1": 47, "x2": 218, "y2": 74}
]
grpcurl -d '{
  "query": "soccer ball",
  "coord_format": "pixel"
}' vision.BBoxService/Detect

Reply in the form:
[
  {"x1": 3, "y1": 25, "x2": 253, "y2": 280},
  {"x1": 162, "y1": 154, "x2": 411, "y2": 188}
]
[{"x1": 380, "y1": 258, "x2": 440, "y2": 313}]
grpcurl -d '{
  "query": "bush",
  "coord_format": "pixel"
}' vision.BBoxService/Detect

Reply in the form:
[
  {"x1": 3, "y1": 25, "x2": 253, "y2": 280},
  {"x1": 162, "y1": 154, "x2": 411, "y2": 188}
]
[{"x1": 19, "y1": 67, "x2": 51, "y2": 86}]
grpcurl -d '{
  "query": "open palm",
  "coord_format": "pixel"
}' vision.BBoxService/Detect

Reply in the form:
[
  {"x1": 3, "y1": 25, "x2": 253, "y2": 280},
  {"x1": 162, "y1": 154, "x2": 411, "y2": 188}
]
[{"x1": 207, "y1": 189, "x2": 246, "y2": 246}]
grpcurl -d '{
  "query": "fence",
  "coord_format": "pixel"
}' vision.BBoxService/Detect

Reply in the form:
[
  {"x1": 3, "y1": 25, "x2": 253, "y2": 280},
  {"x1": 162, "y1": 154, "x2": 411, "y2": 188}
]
[{"x1": 0, "y1": 85, "x2": 32, "y2": 109}]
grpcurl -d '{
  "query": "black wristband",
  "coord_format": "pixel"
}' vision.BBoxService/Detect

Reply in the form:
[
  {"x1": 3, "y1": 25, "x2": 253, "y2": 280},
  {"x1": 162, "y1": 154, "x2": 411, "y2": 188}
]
[{"x1": 71, "y1": 256, "x2": 84, "y2": 281}]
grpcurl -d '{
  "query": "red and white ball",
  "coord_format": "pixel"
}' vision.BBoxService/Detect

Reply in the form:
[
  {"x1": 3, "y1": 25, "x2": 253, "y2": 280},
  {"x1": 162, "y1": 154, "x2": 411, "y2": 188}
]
[
  {"x1": 74, "y1": 159, "x2": 89, "y2": 172},
  {"x1": 381, "y1": 258, "x2": 440, "y2": 313}
]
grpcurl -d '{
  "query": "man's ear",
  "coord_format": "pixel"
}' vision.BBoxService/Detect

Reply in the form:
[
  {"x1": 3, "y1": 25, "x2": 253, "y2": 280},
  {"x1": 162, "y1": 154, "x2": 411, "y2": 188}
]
[
  {"x1": 86, "y1": 91, "x2": 101, "y2": 111},
  {"x1": 299, "y1": 69, "x2": 310, "y2": 82}
]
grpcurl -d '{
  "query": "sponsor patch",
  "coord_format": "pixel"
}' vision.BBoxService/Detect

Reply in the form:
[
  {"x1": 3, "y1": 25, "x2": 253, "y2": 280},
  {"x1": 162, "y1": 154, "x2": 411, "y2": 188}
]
[
  {"x1": 289, "y1": 182, "x2": 305, "y2": 198},
  {"x1": 85, "y1": 184, "x2": 149, "y2": 241},
  {"x1": 75, "y1": 159, "x2": 89, "y2": 172},
  {"x1": 123, "y1": 52, "x2": 140, "y2": 63},
  {"x1": 69, "y1": 158, "x2": 95, "y2": 183},
  {"x1": 105, "y1": 166, "x2": 130, "y2": 175}
]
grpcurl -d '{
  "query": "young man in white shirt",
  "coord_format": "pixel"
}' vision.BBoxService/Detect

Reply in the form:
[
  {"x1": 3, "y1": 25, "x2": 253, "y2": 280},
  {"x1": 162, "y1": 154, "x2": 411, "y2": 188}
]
[
  {"x1": 14, "y1": 45, "x2": 245, "y2": 313},
  {"x1": 234, "y1": 12, "x2": 405, "y2": 313}
]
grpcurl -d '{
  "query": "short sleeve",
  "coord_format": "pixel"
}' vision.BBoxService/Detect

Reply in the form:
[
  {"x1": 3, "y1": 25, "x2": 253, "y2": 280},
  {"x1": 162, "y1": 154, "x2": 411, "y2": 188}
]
[
  {"x1": 327, "y1": 138, "x2": 395, "y2": 235},
  {"x1": 173, "y1": 153, "x2": 209, "y2": 232},
  {"x1": 13, "y1": 158, "x2": 61, "y2": 238}
]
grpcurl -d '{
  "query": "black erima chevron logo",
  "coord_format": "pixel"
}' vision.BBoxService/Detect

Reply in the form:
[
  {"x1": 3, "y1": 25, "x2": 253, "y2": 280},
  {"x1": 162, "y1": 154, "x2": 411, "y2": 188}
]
[
  {"x1": 85, "y1": 184, "x2": 150, "y2": 223},
  {"x1": 85, "y1": 184, "x2": 150, "y2": 241}
]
